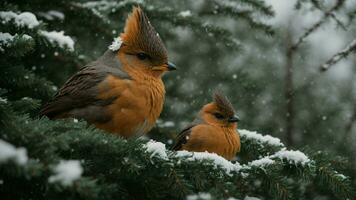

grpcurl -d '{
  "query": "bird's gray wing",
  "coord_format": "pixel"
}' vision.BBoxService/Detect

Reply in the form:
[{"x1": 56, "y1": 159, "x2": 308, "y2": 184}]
[
  {"x1": 171, "y1": 125, "x2": 195, "y2": 151},
  {"x1": 171, "y1": 117, "x2": 204, "y2": 150},
  {"x1": 39, "y1": 50, "x2": 131, "y2": 123}
]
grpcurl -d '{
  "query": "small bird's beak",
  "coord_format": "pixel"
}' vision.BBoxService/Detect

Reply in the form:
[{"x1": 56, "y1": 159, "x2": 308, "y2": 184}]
[
  {"x1": 167, "y1": 61, "x2": 177, "y2": 71},
  {"x1": 228, "y1": 115, "x2": 240, "y2": 123},
  {"x1": 152, "y1": 62, "x2": 177, "y2": 72}
]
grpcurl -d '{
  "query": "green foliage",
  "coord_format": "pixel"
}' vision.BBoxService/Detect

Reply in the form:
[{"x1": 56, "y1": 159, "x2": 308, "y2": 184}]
[{"x1": 0, "y1": 99, "x2": 354, "y2": 199}]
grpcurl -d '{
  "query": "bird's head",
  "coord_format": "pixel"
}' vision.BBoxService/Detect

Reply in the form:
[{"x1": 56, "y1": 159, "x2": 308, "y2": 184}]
[
  {"x1": 116, "y1": 6, "x2": 176, "y2": 78},
  {"x1": 200, "y1": 92, "x2": 240, "y2": 128}
]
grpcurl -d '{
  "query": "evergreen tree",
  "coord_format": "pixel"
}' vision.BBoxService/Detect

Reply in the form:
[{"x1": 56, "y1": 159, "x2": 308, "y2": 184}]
[{"x1": 1, "y1": 0, "x2": 355, "y2": 199}]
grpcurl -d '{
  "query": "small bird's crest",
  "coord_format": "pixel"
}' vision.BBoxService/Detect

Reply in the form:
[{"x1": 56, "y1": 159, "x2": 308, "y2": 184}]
[
  {"x1": 213, "y1": 91, "x2": 235, "y2": 117},
  {"x1": 120, "y1": 7, "x2": 167, "y2": 59}
]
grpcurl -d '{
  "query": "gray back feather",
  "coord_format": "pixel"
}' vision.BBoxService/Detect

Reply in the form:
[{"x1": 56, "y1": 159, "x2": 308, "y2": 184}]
[{"x1": 39, "y1": 50, "x2": 131, "y2": 121}]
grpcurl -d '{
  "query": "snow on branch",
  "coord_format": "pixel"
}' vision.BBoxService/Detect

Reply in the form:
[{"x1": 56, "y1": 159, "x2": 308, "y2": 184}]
[
  {"x1": 144, "y1": 140, "x2": 242, "y2": 176},
  {"x1": 40, "y1": 31, "x2": 75, "y2": 51},
  {"x1": 186, "y1": 192, "x2": 212, "y2": 200},
  {"x1": 144, "y1": 140, "x2": 168, "y2": 160},
  {"x1": 244, "y1": 196, "x2": 261, "y2": 200},
  {"x1": 175, "y1": 150, "x2": 242, "y2": 176},
  {"x1": 0, "y1": 139, "x2": 28, "y2": 165},
  {"x1": 0, "y1": 32, "x2": 33, "y2": 52},
  {"x1": 239, "y1": 129, "x2": 284, "y2": 147},
  {"x1": 0, "y1": 11, "x2": 40, "y2": 29},
  {"x1": 48, "y1": 160, "x2": 83, "y2": 186},
  {"x1": 271, "y1": 149, "x2": 310, "y2": 165},
  {"x1": 0, "y1": 32, "x2": 15, "y2": 52},
  {"x1": 248, "y1": 157, "x2": 275, "y2": 168},
  {"x1": 38, "y1": 10, "x2": 65, "y2": 21},
  {"x1": 320, "y1": 39, "x2": 356, "y2": 72},
  {"x1": 178, "y1": 10, "x2": 192, "y2": 18},
  {"x1": 243, "y1": 149, "x2": 310, "y2": 170}
]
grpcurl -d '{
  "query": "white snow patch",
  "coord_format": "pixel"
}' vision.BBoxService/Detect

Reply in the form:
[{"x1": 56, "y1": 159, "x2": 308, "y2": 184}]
[
  {"x1": 49, "y1": 160, "x2": 83, "y2": 186},
  {"x1": 186, "y1": 192, "x2": 211, "y2": 200},
  {"x1": 239, "y1": 129, "x2": 284, "y2": 147},
  {"x1": 157, "y1": 120, "x2": 175, "y2": 128},
  {"x1": 0, "y1": 32, "x2": 14, "y2": 51},
  {"x1": 0, "y1": 97, "x2": 8, "y2": 103},
  {"x1": 0, "y1": 32, "x2": 14, "y2": 41},
  {"x1": 162, "y1": 121, "x2": 175, "y2": 127},
  {"x1": 244, "y1": 196, "x2": 261, "y2": 200},
  {"x1": 271, "y1": 149, "x2": 310, "y2": 165},
  {"x1": 176, "y1": 150, "x2": 241, "y2": 175},
  {"x1": 38, "y1": 10, "x2": 65, "y2": 20},
  {"x1": 179, "y1": 10, "x2": 192, "y2": 18},
  {"x1": 22, "y1": 34, "x2": 32, "y2": 40},
  {"x1": 145, "y1": 140, "x2": 168, "y2": 160},
  {"x1": 0, "y1": 33, "x2": 32, "y2": 51},
  {"x1": 40, "y1": 30, "x2": 74, "y2": 51},
  {"x1": 108, "y1": 37, "x2": 123, "y2": 51},
  {"x1": 336, "y1": 173, "x2": 347, "y2": 180},
  {"x1": 0, "y1": 139, "x2": 28, "y2": 165},
  {"x1": 249, "y1": 157, "x2": 275, "y2": 168},
  {"x1": 0, "y1": 11, "x2": 40, "y2": 28}
]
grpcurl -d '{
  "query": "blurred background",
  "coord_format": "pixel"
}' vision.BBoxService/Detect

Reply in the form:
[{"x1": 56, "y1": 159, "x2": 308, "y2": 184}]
[{"x1": 2, "y1": 0, "x2": 356, "y2": 192}]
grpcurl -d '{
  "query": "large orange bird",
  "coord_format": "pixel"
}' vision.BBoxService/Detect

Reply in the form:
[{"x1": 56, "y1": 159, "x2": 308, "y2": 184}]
[
  {"x1": 172, "y1": 92, "x2": 240, "y2": 160},
  {"x1": 40, "y1": 7, "x2": 176, "y2": 138}
]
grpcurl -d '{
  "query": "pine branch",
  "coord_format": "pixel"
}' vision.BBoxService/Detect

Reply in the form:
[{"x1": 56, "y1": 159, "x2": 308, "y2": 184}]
[
  {"x1": 319, "y1": 38, "x2": 356, "y2": 72},
  {"x1": 310, "y1": 150, "x2": 355, "y2": 200},
  {"x1": 239, "y1": 0, "x2": 275, "y2": 17},
  {"x1": 239, "y1": 129, "x2": 284, "y2": 161},
  {"x1": 0, "y1": 65, "x2": 56, "y2": 100},
  {"x1": 1, "y1": 104, "x2": 354, "y2": 199},
  {"x1": 0, "y1": 34, "x2": 35, "y2": 57},
  {"x1": 200, "y1": 0, "x2": 274, "y2": 35},
  {"x1": 309, "y1": 0, "x2": 347, "y2": 30},
  {"x1": 290, "y1": 0, "x2": 346, "y2": 51},
  {"x1": 316, "y1": 166, "x2": 355, "y2": 199}
]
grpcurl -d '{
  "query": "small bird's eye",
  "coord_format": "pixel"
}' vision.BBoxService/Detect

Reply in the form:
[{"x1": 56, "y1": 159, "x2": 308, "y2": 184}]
[
  {"x1": 213, "y1": 113, "x2": 224, "y2": 120},
  {"x1": 137, "y1": 53, "x2": 149, "y2": 60}
]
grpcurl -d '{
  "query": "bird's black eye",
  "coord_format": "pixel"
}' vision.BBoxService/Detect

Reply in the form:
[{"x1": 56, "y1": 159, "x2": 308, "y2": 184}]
[
  {"x1": 137, "y1": 53, "x2": 149, "y2": 60},
  {"x1": 213, "y1": 113, "x2": 224, "y2": 120}
]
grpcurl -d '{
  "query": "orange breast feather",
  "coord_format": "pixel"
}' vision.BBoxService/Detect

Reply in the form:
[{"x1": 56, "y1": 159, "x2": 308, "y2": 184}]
[
  {"x1": 95, "y1": 74, "x2": 165, "y2": 138},
  {"x1": 182, "y1": 125, "x2": 240, "y2": 160}
]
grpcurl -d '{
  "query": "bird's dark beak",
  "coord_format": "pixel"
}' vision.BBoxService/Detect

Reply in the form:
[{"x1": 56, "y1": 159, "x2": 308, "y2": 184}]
[
  {"x1": 228, "y1": 115, "x2": 240, "y2": 123},
  {"x1": 167, "y1": 61, "x2": 177, "y2": 71}
]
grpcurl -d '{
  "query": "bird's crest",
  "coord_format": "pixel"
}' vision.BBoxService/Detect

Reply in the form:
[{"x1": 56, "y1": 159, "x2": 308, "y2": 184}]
[
  {"x1": 120, "y1": 7, "x2": 167, "y2": 59},
  {"x1": 213, "y1": 91, "x2": 235, "y2": 117}
]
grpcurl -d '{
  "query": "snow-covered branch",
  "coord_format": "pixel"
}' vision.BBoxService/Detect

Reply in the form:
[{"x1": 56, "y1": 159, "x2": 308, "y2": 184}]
[
  {"x1": 320, "y1": 39, "x2": 356, "y2": 71},
  {"x1": 291, "y1": 0, "x2": 346, "y2": 51}
]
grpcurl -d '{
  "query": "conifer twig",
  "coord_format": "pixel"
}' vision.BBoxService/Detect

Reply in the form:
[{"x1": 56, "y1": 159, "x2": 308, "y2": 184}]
[
  {"x1": 320, "y1": 39, "x2": 356, "y2": 71},
  {"x1": 311, "y1": 0, "x2": 347, "y2": 30},
  {"x1": 290, "y1": 0, "x2": 346, "y2": 51}
]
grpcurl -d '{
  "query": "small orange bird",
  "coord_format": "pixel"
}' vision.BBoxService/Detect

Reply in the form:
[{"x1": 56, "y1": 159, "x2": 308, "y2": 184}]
[
  {"x1": 172, "y1": 92, "x2": 241, "y2": 160},
  {"x1": 40, "y1": 7, "x2": 176, "y2": 138}
]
